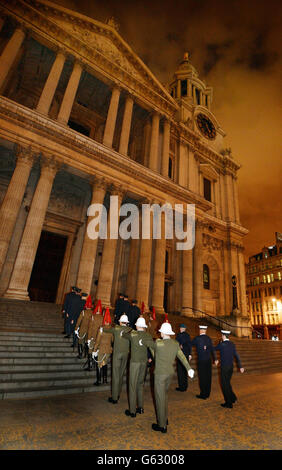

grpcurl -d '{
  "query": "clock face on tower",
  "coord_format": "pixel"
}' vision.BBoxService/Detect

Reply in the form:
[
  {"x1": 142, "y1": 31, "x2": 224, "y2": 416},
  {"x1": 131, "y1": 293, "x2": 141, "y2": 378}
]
[{"x1": 196, "y1": 113, "x2": 216, "y2": 139}]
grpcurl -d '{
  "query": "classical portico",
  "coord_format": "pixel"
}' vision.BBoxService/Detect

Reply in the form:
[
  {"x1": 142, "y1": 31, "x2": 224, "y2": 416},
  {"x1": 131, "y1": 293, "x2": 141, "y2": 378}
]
[{"x1": 0, "y1": 0, "x2": 249, "y2": 333}]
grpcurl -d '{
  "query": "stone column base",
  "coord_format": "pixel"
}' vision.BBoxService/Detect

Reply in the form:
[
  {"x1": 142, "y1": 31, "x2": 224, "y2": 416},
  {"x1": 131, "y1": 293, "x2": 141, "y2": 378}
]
[
  {"x1": 154, "y1": 306, "x2": 164, "y2": 315},
  {"x1": 3, "y1": 288, "x2": 30, "y2": 301},
  {"x1": 181, "y1": 308, "x2": 194, "y2": 317}
]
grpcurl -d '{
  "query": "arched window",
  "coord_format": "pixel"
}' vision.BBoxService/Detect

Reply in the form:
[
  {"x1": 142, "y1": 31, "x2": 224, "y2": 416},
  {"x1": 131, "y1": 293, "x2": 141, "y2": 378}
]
[{"x1": 203, "y1": 264, "x2": 210, "y2": 289}]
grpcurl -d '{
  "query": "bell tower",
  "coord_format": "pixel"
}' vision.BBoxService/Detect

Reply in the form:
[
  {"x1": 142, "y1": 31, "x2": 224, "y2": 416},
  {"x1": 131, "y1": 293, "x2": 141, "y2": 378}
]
[
  {"x1": 169, "y1": 52, "x2": 213, "y2": 109},
  {"x1": 170, "y1": 53, "x2": 225, "y2": 152}
]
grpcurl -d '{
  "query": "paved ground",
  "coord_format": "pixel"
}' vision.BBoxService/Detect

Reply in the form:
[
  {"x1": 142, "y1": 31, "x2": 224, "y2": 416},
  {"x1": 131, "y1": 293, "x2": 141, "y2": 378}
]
[{"x1": 0, "y1": 372, "x2": 281, "y2": 450}]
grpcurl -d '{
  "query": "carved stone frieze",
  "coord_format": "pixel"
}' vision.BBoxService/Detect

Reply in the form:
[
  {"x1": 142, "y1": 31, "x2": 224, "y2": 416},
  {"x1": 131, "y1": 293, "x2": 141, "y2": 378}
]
[{"x1": 202, "y1": 233, "x2": 223, "y2": 252}]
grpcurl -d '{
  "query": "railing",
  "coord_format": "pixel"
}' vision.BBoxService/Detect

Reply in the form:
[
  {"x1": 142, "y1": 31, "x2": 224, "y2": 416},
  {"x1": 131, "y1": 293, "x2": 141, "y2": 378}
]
[{"x1": 182, "y1": 306, "x2": 263, "y2": 339}]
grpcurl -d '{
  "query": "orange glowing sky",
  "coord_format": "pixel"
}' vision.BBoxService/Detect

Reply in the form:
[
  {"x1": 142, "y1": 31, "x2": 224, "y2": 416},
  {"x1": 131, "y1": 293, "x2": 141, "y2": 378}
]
[{"x1": 52, "y1": 0, "x2": 282, "y2": 259}]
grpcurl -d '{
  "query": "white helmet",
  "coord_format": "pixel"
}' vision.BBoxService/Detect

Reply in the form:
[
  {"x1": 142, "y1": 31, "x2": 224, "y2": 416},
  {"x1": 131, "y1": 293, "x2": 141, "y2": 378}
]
[
  {"x1": 159, "y1": 322, "x2": 175, "y2": 335},
  {"x1": 119, "y1": 314, "x2": 129, "y2": 324},
  {"x1": 135, "y1": 317, "x2": 147, "y2": 328}
]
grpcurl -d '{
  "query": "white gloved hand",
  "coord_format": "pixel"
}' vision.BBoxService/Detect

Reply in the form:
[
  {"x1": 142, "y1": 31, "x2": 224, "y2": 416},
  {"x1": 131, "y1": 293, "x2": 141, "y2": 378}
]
[
  {"x1": 92, "y1": 350, "x2": 98, "y2": 358},
  {"x1": 87, "y1": 340, "x2": 91, "y2": 346},
  {"x1": 188, "y1": 369, "x2": 195, "y2": 379},
  {"x1": 100, "y1": 327, "x2": 103, "y2": 333},
  {"x1": 75, "y1": 329, "x2": 79, "y2": 336}
]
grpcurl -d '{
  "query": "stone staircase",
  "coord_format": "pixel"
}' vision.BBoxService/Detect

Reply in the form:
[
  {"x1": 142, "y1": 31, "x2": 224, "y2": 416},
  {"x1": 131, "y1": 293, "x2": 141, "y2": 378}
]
[
  {"x1": 0, "y1": 300, "x2": 281, "y2": 399},
  {"x1": 0, "y1": 299, "x2": 62, "y2": 333}
]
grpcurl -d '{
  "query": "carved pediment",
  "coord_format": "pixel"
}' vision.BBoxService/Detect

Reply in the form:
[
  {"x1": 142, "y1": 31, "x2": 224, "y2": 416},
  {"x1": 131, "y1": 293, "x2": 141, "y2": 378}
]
[
  {"x1": 199, "y1": 163, "x2": 219, "y2": 181},
  {"x1": 14, "y1": 0, "x2": 177, "y2": 114}
]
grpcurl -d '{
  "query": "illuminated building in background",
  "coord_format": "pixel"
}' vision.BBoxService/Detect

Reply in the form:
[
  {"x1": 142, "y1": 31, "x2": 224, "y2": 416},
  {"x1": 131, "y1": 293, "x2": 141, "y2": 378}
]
[{"x1": 246, "y1": 232, "x2": 282, "y2": 339}]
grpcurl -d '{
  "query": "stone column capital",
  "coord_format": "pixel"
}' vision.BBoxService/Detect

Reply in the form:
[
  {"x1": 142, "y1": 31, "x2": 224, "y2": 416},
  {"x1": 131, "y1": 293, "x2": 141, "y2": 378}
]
[
  {"x1": 149, "y1": 110, "x2": 160, "y2": 119},
  {"x1": 53, "y1": 45, "x2": 68, "y2": 58},
  {"x1": 111, "y1": 183, "x2": 126, "y2": 200},
  {"x1": 90, "y1": 175, "x2": 109, "y2": 192},
  {"x1": 110, "y1": 83, "x2": 123, "y2": 93},
  {"x1": 15, "y1": 145, "x2": 36, "y2": 167},
  {"x1": 40, "y1": 153, "x2": 62, "y2": 175},
  {"x1": 123, "y1": 91, "x2": 134, "y2": 102}
]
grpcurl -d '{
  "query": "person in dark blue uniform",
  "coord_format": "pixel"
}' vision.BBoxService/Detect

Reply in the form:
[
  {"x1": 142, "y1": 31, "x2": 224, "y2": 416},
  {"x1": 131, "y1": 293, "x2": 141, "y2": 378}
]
[
  {"x1": 127, "y1": 299, "x2": 141, "y2": 329},
  {"x1": 65, "y1": 288, "x2": 83, "y2": 340},
  {"x1": 121, "y1": 294, "x2": 130, "y2": 317},
  {"x1": 191, "y1": 325, "x2": 216, "y2": 399},
  {"x1": 63, "y1": 286, "x2": 79, "y2": 337},
  {"x1": 215, "y1": 330, "x2": 244, "y2": 408},
  {"x1": 175, "y1": 324, "x2": 192, "y2": 392},
  {"x1": 114, "y1": 293, "x2": 124, "y2": 324}
]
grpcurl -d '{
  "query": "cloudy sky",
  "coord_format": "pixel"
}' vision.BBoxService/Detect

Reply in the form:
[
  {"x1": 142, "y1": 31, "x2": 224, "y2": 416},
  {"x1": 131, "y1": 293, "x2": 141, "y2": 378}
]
[{"x1": 52, "y1": 0, "x2": 282, "y2": 258}]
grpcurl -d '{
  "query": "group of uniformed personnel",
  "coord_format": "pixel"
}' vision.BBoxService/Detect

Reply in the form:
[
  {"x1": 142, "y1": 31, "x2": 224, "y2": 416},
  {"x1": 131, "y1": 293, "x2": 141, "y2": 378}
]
[
  {"x1": 62, "y1": 288, "x2": 244, "y2": 433},
  {"x1": 175, "y1": 324, "x2": 244, "y2": 409}
]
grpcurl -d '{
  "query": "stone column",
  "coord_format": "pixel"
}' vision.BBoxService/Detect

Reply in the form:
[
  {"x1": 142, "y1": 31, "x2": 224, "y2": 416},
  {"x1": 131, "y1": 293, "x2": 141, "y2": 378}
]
[
  {"x1": 135, "y1": 208, "x2": 153, "y2": 310},
  {"x1": 149, "y1": 112, "x2": 160, "y2": 172},
  {"x1": 0, "y1": 25, "x2": 26, "y2": 89},
  {"x1": 36, "y1": 49, "x2": 66, "y2": 115},
  {"x1": 151, "y1": 211, "x2": 166, "y2": 313},
  {"x1": 225, "y1": 172, "x2": 235, "y2": 222},
  {"x1": 182, "y1": 241, "x2": 193, "y2": 317},
  {"x1": 238, "y1": 248, "x2": 248, "y2": 316},
  {"x1": 57, "y1": 60, "x2": 83, "y2": 124},
  {"x1": 177, "y1": 80, "x2": 181, "y2": 99},
  {"x1": 76, "y1": 178, "x2": 107, "y2": 294},
  {"x1": 126, "y1": 236, "x2": 140, "y2": 299},
  {"x1": 4, "y1": 156, "x2": 60, "y2": 300},
  {"x1": 0, "y1": 146, "x2": 35, "y2": 275},
  {"x1": 142, "y1": 119, "x2": 151, "y2": 167},
  {"x1": 193, "y1": 219, "x2": 203, "y2": 313},
  {"x1": 161, "y1": 119, "x2": 170, "y2": 177},
  {"x1": 233, "y1": 176, "x2": 241, "y2": 224},
  {"x1": 119, "y1": 94, "x2": 133, "y2": 155},
  {"x1": 178, "y1": 139, "x2": 188, "y2": 187},
  {"x1": 95, "y1": 186, "x2": 124, "y2": 306},
  {"x1": 103, "y1": 86, "x2": 121, "y2": 148}
]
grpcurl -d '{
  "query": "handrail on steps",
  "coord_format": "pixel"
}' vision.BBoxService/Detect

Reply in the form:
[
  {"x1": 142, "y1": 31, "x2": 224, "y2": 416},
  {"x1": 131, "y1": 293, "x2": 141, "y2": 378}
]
[{"x1": 181, "y1": 306, "x2": 263, "y2": 339}]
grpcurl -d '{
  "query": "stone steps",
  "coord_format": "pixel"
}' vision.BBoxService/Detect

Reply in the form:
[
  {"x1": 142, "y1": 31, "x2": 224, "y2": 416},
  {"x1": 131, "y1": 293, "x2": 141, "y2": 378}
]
[{"x1": 0, "y1": 306, "x2": 281, "y2": 399}]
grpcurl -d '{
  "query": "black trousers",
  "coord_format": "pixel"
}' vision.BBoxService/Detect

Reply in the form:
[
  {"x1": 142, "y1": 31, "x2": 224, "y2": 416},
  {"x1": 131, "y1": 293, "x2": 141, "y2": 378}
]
[
  {"x1": 177, "y1": 359, "x2": 188, "y2": 391},
  {"x1": 220, "y1": 366, "x2": 237, "y2": 405},
  {"x1": 198, "y1": 359, "x2": 212, "y2": 398}
]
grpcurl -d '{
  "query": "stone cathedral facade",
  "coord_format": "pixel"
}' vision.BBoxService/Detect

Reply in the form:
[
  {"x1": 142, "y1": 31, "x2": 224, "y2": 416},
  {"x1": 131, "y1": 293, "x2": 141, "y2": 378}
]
[{"x1": 0, "y1": 0, "x2": 250, "y2": 334}]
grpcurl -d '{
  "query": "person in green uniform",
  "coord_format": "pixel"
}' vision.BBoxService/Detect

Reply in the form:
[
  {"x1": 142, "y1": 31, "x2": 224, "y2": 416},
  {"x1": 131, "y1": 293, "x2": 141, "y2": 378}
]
[
  {"x1": 103, "y1": 314, "x2": 130, "y2": 404},
  {"x1": 146, "y1": 322, "x2": 195, "y2": 434},
  {"x1": 123, "y1": 316, "x2": 154, "y2": 418}
]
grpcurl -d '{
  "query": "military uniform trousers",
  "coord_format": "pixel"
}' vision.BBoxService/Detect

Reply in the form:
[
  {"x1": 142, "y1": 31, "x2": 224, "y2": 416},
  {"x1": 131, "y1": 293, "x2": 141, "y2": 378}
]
[
  {"x1": 112, "y1": 351, "x2": 128, "y2": 401},
  {"x1": 198, "y1": 359, "x2": 212, "y2": 398},
  {"x1": 154, "y1": 374, "x2": 172, "y2": 428},
  {"x1": 129, "y1": 361, "x2": 147, "y2": 414},
  {"x1": 176, "y1": 359, "x2": 188, "y2": 391},
  {"x1": 220, "y1": 366, "x2": 237, "y2": 405}
]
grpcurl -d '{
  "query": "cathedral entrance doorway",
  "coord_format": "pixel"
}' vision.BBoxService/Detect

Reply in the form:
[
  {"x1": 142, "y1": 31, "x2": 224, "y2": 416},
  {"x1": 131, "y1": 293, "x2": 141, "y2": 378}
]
[{"x1": 28, "y1": 231, "x2": 68, "y2": 303}]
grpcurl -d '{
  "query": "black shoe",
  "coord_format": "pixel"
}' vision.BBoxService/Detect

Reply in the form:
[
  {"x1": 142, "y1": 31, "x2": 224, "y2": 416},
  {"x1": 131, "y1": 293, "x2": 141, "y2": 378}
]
[
  {"x1": 152, "y1": 423, "x2": 167, "y2": 433},
  {"x1": 125, "y1": 410, "x2": 136, "y2": 418},
  {"x1": 108, "y1": 397, "x2": 118, "y2": 404},
  {"x1": 136, "y1": 407, "x2": 144, "y2": 414},
  {"x1": 232, "y1": 398, "x2": 237, "y2": 404},
  {"x1": 196, "y1": 395, "x2": 207, "y2": 399},
  {"x1": 94, "y1": 381, "x2": 101, "y2": 386},
  {"x1": 70, "y1": 344, "x2": 75, "y2": 347},
  {"x1": 221, "y1": 403, "x2": 233, "y2": 409},
  {"x1": 61, "y1": 332, "x2": 66, "y2": 335},
  {"x1": 64, "y1": 335, "x2": 70, "y2": 338},
  {"x1": 176, "y1": 387, "x2": 186, "y2": 392}
]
